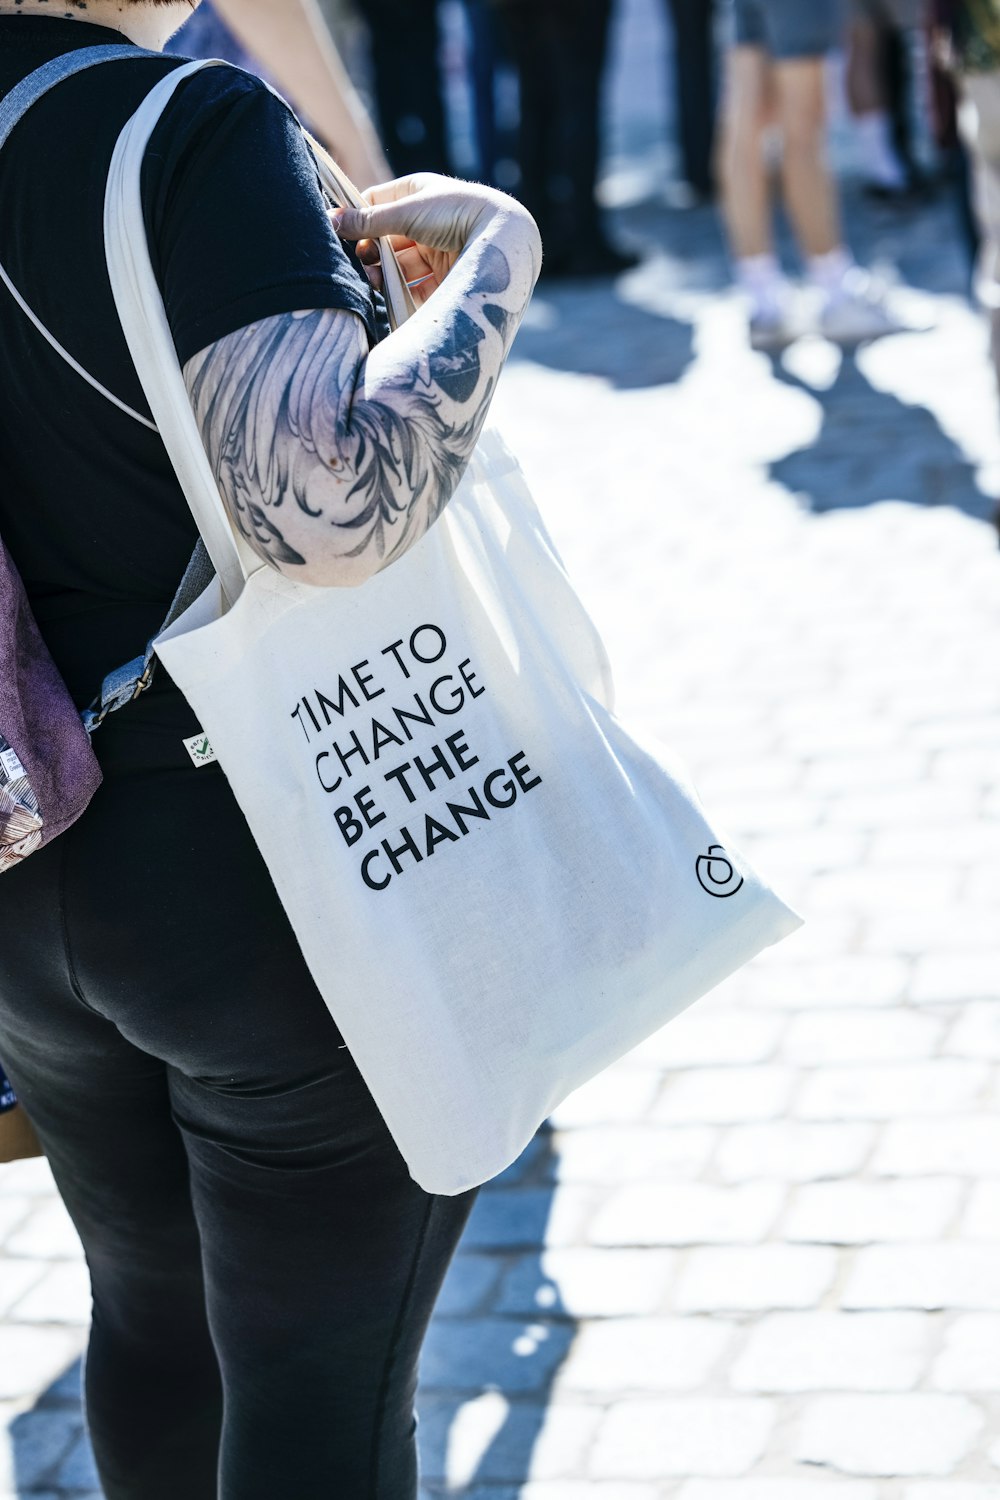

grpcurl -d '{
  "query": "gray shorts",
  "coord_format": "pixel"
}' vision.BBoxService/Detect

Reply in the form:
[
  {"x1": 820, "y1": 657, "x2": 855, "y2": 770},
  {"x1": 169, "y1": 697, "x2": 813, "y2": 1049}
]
[{"x1": 732, "y1": 0, "x2": 845, "y2": 58}]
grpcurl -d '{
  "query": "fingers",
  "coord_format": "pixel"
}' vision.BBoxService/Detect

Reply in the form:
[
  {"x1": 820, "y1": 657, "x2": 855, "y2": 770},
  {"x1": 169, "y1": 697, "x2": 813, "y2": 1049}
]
[
  {"x1": 332, "y1": 197, "x2": 423, "y2": 244},
  {"x1": 354, "y1": 237, "x2": 383, "y2": 292}
]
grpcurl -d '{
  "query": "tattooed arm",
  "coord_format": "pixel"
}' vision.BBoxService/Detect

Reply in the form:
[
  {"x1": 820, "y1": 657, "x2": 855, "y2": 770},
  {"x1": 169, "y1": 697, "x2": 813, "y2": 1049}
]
[{"x1": 181, "y1": 173, "x2": 541, "y2": 588}]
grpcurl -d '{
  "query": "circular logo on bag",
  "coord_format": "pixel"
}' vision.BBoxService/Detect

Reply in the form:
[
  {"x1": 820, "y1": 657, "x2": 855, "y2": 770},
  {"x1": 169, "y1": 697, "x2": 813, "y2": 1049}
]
[{"x1": 696, "y1": 845, "x2": 744, "y2": 898}]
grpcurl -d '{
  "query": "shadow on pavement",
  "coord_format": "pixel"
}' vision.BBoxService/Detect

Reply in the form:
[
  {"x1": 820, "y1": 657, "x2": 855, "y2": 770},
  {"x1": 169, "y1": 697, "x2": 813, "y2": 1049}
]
[
  {"x1": 9, "y1": 1360, "x2": 95, "y2": 1494},
  {"x1": 769, "y1": 349, "x2": 996, "y2": 523},
  {"x1": 416, "y1": 1123, "x2": 576, "y2": 1494},
  {"x1": 514, "y1": 276, "x2": 695, "y2": 390}
]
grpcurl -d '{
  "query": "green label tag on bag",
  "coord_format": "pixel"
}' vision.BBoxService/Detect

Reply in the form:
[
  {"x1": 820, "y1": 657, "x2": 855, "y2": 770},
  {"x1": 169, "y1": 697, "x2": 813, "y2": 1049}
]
[{"x1": 183, "y1": 733, "x2": 217, "y2": 768}]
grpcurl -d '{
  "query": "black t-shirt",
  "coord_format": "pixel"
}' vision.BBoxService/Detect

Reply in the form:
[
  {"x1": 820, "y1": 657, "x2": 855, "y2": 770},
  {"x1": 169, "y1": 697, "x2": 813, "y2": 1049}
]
[{"x1": 0, "y1": 17, "x2": 386, "y2": 719}]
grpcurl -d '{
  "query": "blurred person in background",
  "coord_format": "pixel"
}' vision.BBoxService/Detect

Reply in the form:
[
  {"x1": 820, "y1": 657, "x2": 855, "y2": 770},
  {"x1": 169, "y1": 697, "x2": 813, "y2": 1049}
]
[
  {"x1": 493, "y1": 0, "x2": 640, "y2": 278},
  {"x1": 719, "y1": 0, "x2": 903, "y2": 346},
  {"x1": 934, "y1": 0, "x2": 1000, "y2": 536},
  {"x1": 460, "y1": 0, "x2": 510, "y2": 186},
  {"x1": 847, "y1": 0, "x2": 927, "y2": 197},
  {"x1": 351, "y1": 0, "x2": 453, "y2": 176},
  {"x1": 168, "y1": 0, "x2": 391, "y2": 186},
  {"x1": 664, "y1": 0, "x2": 718, "y2": 201}
]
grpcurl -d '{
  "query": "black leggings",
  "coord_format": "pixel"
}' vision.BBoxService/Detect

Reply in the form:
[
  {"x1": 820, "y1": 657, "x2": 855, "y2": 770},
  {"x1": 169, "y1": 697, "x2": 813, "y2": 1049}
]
[{"x1": 0, "y1": 682, "x2": 479, "y2": 1500}]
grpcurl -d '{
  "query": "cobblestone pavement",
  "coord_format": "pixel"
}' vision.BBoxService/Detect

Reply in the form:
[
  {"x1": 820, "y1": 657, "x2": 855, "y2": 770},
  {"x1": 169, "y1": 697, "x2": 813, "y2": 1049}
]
[{"x1": 3, "y1": 2, "x2": 1000, "y2": 1496}]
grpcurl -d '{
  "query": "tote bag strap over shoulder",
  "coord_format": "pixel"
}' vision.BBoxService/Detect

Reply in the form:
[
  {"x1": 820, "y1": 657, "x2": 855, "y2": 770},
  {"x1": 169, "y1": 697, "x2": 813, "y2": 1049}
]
[
  {"x1": 0, "y1": 46, "x2": 404, "y2": 716},
  {"x1": 103, "y1": 57, "x2": 417, "y2": 609},
  {"x1": 0, "y1": 44, "x2": 216, "y2": 731},
  {"x1": 0, "y1": 45, "x2": 161, "y2": 432}
]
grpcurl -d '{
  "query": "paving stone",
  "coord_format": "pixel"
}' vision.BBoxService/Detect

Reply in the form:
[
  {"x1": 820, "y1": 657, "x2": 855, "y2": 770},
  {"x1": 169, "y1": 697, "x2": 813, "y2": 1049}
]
[
  {"x1": 480, "y1": 1486, "x2": 660, "y2": 1500},
  {"x1": 803, "y1": 751, "x2": 929, "y2": 793},
  {"x1": 493, "y1": 1131, "x2": 560, "y2": 1187},
  {"x1": 461, "y1": 1187, "x2": 602, "y2": 1251},
  {"x1": 913, "y1": 956, "x2": 1000, "y2": 1005},
  {"x1": 673, "y1": 1244, "x2": 837, "y2": 1313},
  {"x1": 436, "y1": 1255, "x2": 506, "y2": 1317},
  {"x1": 731, "y1": 1311, "x2": 929, "y2": 1392},
  {"x1": 650, "y1": 1067, "x2": 796, "y2": 1124},
  {"x1": 931, "y1": 748, "x2": 1000, "y2": 783},
  {"x1": 961, "y1": 1180, "x2": 1000, "y2": 1238},
  {"x1": 418, "y1": 1395, "x2": 602, "y2": 1484},
  {"x1": 784, "y1": 1178, "x2": 962, "y2": 1244},
  {"x1": 806, "y1": 866, "x2": 959, "y2": 916},
  {"x1": 945, "y1": 1001, "x2": 1000, "y2": 1058},
  {"x1": 796, "y1": 1065, "x2": 990, "y2": 1122},
  {"x1": 53, "y1": 1430, "x2": 101, "y2": 1491},
  {"x1": 714, "y1": 1121, "x2": 876, "y2": 1183},
  {"x1": 863, "y1": 911, "x2": 999, "y2": 958},
  {"x1": 547, "y1": 1069, "x2": 662, "y2": 1128},
  {"x1": 930, "y1": 1314, "x2": 1000, "y2": 1390},
  {"x1": 872, "y1": 1117, "x2": 1000, "y2": 1176},
  {"x1": 553, "y1": 1316, "x2": 732, "y2": 1393},
  {"x1": 781, "y1": 1009, "x2": 944, "y2": 1066},
  {"x1": 419, "y1": 1317, "x2": 575, "y2": 1393},
  {"x1": 4, "y1": 1202, "x2": 84, "y2": 1262},
  {"x1": 624, "y1": 1009, "x2": 784, "y2": 1067},
  {"x1": 8, "y1": 1263, "x2": 93, "y2": 1326},
  {"x1": 0, "y1": 1408, "x2": 81, "y2": 1491},
  {"x1": 743, "y1": 918, "x2": 859, "y2": 969},
  {"x1": 495, "y1": 1249, "x2": 676, "y2": 1319},
  {"x1": 870, "y1": 822, "x2": 1000, "y2": 867},
  {"x1": 731, "y1": 830, "x2": 866, "y2": 875},
  {"x1": 33, "y1": 1361, "x2": 83, "y2": 1407},
  {"x1": 0, "y1": 1160, "x2": 56, "y2": 1197},
  {"x1": 725, "y1": 955, "x2": 910, "y2": 1010},
  {"x1": 589, "y1": 1398, "x2": 775, "y2": 1478},
  {"x1": 0, "y1": 1197, "x2": 38, "y2": 1256},
  {"x1": 0, "y1": 1259, "x2": 46, "y2": 1318},
  {"x1": 0, "y1": 1327, "x2": 84, "y2": 1401},
  {"x1": 551, "y1": 1125, "x2": 715, "y2": 1183},
  {"x1": 822, "y1": 787, "x2": 979, "y2": 832},
  {"x1": 841, "y1": 1244, "x2": 1000, "y2": 1311},
  {"x1": 903, "y1": 1487, "x2": 1000, "y2": 1500},
  {"x1": 678, "y1": 1484, "x2": 880, "y2": 1500},
  {"x1": 793, "y1": 1393, "x2": 983, "y2": 1476},
  {"x1": 588, "y1": 1181, "x2": 785, "y2": 1247}
]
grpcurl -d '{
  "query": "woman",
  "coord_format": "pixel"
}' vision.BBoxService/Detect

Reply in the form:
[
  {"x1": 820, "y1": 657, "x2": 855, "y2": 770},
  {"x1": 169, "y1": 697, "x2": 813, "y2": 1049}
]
[
  {"x1": 719, "y1": 0, "x2": 900, "y2": 345},
  {"x1": 0, "y1": 1, "x2": 540, "y2": 1496}
]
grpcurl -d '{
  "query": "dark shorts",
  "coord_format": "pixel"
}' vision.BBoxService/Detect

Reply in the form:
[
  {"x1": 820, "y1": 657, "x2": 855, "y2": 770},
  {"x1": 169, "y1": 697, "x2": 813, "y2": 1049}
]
[{"x1": 732, "y1": 0, "x2": 845, "y2": 57}]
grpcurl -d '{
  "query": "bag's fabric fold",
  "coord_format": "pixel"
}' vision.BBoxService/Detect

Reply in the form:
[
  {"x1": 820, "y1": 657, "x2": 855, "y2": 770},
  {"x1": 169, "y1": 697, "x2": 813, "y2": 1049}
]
[{"x1": 104, "y1": 58, "x2": 803, "y2": 1194}]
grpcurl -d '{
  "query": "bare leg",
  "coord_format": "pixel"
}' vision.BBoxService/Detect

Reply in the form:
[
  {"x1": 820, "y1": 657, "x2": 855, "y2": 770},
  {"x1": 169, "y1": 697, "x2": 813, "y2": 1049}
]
[
  {"x1": 773, "y1": 55, "x2": 842, "y2": 259},
  {"x1": 718, "y1": 45, "x2": 774, "y2": 258}
]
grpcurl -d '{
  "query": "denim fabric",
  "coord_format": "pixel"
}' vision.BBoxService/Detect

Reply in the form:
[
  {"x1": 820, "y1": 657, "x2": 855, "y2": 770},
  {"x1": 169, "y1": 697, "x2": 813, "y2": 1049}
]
[
  {"x1": 731, "y1": 0, "x2": 845, "y2": 58},
  {"x1": 0, "y1": 692, "x2": 479, "y2": 1499}
]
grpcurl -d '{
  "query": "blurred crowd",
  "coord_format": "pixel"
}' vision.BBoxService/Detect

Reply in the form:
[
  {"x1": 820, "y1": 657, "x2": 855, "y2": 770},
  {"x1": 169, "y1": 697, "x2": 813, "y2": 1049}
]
[{"x1": 168, "y1": 1, "x2": 1000, "y2": 394}]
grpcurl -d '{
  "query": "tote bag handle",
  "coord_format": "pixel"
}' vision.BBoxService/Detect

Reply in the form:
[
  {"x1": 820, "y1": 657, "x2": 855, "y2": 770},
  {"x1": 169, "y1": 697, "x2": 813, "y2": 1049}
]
[{"x1": 106, "y1": 58, "x2": 416, "y2": 608}]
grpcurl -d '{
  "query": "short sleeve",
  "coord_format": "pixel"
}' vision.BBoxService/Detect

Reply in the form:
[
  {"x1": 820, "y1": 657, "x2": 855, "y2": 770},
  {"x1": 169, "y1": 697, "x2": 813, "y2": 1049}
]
[{"x1": 141, "y1": 65, "x2": 387, "y2": 367}]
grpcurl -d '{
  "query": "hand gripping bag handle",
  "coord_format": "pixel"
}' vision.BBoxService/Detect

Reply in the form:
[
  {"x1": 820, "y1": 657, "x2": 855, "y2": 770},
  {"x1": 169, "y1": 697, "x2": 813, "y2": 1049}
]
[{"x1": 105, "y1": 58, "x2": 416, "y2": 608}]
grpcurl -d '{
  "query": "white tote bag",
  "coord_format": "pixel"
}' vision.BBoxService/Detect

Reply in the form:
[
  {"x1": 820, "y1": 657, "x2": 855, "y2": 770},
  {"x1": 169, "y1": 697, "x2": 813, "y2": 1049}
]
[{"x1": 106, "y1": 61, "x2": 803, "y2": 1195}]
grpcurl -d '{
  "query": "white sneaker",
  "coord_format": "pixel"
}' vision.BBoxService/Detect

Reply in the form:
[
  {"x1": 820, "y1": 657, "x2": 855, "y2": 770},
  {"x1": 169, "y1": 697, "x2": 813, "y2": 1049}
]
[
  {"x1": 749, "y1": 304, "x2": 797, "y2": 351},
  {"x1": 818, "y1": 269, "x2": 906, "y2": 345},
  {"x1": 747, "y1": 285, "x2": 801, "y2": 351}
]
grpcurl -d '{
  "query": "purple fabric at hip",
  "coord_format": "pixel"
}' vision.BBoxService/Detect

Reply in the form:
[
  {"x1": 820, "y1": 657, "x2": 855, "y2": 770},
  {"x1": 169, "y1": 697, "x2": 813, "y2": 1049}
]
[{"x1": 0, "y1": 535, "x2": 102, "y2": 872}]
